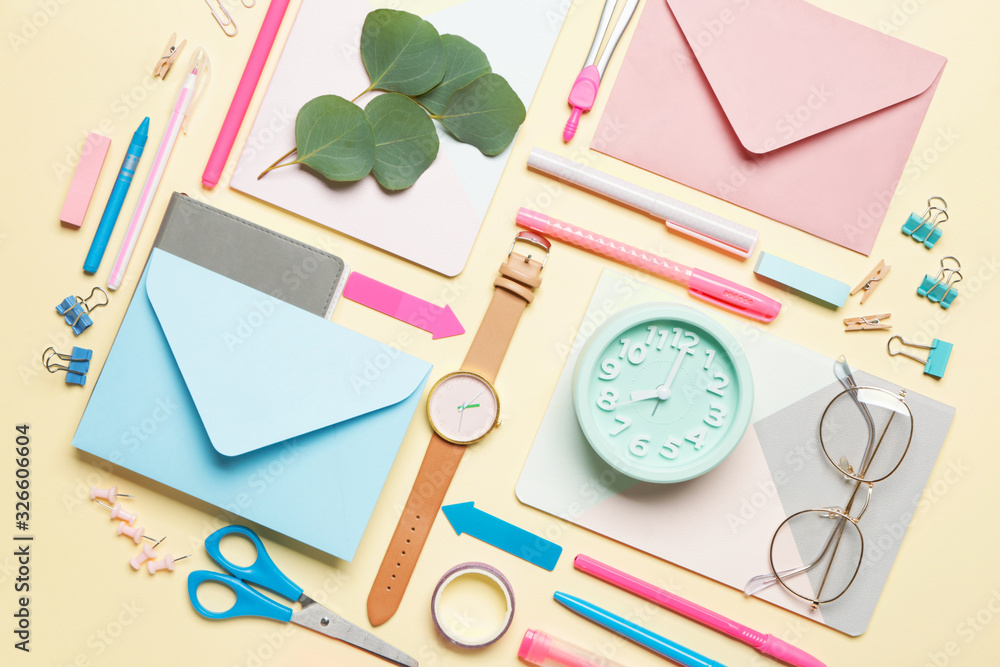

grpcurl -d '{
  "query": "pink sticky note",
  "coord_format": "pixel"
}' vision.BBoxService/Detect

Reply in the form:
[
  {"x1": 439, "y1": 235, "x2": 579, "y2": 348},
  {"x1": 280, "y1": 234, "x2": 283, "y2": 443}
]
[{"x1": 60, "y1": 132, "x2": 111, "y2": 229}]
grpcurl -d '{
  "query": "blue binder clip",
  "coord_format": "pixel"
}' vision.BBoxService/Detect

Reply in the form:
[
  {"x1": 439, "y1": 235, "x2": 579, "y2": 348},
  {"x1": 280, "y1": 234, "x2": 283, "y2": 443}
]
[
  {"x1": 43, "y1": 346, "x2": 92, "y2": 386},
  {"x1": 887, "y1": 336, "x2": 952, "y2": 379},
  {"x1": 55, "y1": 286, "x2": 109, "y2": 335},
  {"x1": 902, "y1": 196, "x2": 948, "y2": 249},
  {"x1": 916, "y1": 256, "x2": 962, "y2": 309}
]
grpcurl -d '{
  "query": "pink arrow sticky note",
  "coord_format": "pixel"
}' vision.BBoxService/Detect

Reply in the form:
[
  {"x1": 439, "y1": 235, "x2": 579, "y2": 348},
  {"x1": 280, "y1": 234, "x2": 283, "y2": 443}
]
[{"x1": 343, "y1": 272, "x2": 465, "y2": 340}]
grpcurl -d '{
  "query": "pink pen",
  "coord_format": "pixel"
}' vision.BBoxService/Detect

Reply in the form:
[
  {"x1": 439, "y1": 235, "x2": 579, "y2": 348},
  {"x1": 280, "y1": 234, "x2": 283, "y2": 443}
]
[
  {"x1": 574, "y1": 555, "x2": 825, "y2": 667},
  {"x1": 516, "y1": 208, "x2": 780, "y2": 322},
  {"x1": 202, "y1": 0, "x2": 291, "y2": 189}
]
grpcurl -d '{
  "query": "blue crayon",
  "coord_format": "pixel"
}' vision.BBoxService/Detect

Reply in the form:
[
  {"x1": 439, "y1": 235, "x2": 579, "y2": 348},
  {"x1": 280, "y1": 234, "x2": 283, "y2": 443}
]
[{"x1": 83, "y1": 117, "x2": 149, "y2": 274}]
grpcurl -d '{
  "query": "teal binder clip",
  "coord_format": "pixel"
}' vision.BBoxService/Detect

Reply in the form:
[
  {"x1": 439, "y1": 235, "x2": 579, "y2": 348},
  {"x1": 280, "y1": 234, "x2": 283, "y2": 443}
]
[
  {"x1": 55, "y1": 286, "x2": 109, "y2": 335},
  {"x1": 43, "y1": 346, "x2": 92, "y2": 385},
  {"x1": 888, "y1": 336, "x2": 952, "y2": 379},
  {"x1": 917, "y1": 256, "x2": 962, "y2": 309},
  {"x1": 902, "y1": 196, "x2": 948, "y2": 248}
]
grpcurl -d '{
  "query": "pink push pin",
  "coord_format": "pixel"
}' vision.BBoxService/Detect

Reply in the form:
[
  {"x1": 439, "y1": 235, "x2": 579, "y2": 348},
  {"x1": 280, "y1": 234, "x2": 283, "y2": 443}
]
[
  {"x1": 95, "y1": 500, "x2": 138, "y2": 526},
  {"x1": 116, "y1": 522, "x2": 162, "y2": 546},
  {"x1": 129, "y1": 543, "x2": 159, "y2": 571},
  {"x1": 90, "y1": 485, "x2": 133, "y2": 504},
  {"x1": 147, "y1": 554, "x2": 190, "y2": 575}
]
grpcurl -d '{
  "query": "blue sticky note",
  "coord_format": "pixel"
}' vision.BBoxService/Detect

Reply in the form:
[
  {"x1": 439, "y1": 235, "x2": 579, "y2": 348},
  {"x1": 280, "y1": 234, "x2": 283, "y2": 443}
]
[{"x1": 754, "y1": 252, "x2": 850, "y2": 308}]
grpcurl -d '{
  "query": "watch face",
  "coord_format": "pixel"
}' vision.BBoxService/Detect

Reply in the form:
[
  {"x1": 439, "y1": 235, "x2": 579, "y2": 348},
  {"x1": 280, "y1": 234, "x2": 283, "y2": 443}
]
[
  {"x1": 427, "y1": 372, "x2": 500, "y2": 444},
  {"x1": 573, "y1": 304, "x2": 753, "y2": 483}
]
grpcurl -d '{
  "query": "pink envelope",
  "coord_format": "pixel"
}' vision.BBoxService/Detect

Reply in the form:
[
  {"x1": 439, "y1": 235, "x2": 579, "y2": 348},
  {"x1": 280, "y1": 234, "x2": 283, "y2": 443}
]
[{"x1": 594, "y1": 0, "x2": 946, "y2": 254}]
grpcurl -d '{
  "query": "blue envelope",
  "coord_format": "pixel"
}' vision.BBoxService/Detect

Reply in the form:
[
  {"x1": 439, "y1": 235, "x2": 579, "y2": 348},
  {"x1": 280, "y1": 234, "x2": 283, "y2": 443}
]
[{"x1": 73, "y1": 249, "x2": 432, "y2": 560}]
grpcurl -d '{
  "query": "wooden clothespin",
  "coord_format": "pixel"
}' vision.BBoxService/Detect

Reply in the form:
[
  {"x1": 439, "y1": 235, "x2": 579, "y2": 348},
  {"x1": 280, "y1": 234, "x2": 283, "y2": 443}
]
[
  {"x1": 850, "y1": 259, "x2": 890, "y2": 305},
  {"x1": 153, "y1": 33, "x2": 187, "y2": 80},
  {"x1": 844, "y1": 313, "x2": 891, "y2": 331}
]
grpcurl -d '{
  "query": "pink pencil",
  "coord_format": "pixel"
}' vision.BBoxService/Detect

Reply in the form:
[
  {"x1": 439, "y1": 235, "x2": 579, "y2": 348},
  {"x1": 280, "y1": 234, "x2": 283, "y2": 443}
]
[
  {"x1": 108, "y1": 51, "x2": 206, "y2": 291},
  {"x1": 202, "y1": 0, "x2": 291, "y2": 189}
]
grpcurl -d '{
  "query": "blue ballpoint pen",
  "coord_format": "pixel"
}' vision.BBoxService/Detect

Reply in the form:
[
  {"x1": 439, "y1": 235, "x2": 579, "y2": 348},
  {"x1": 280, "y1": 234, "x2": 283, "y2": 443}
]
[
  {"x1": 554, "y1": 591, "x2": 728, "y2": 667},
  {"x1": 83, "y1": 117, "x2": 149, "y2": 274}
]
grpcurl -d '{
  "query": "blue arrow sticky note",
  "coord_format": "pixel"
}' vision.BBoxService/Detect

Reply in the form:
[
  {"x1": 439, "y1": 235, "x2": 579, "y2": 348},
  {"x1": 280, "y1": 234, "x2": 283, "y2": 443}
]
[{"x1": 442, "y1": 501, "x2": 562, "y2": 571}]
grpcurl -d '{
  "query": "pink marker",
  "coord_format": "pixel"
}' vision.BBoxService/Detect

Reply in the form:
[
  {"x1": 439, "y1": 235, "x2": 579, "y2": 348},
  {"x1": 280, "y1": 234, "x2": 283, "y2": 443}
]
[
  {"x1": 564, "y1": 0, "x2": 640, "y2": 142},
  {"x1": 516, "y1": 208, "x2": 780, "y2": 322},
  {"x1": 108, "y1": 48, "x2": 209, "y2": 290},
  {"x1": 519, "y1": 628, "x2": 627, "y2": 667},
  {"x1": 202, "y1": 0, "x2": 291, "y2": 189},
  {"x1": 574, "y1": 554, "x2": 825, "y2": 667}
]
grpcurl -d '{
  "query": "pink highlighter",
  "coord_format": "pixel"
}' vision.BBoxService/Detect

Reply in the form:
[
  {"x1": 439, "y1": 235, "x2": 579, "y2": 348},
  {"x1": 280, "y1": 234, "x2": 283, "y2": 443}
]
[
  {"x1": 574, "y1": 555, "x2": 826, "y2": 667},
  {"x1": 519, "y1": 628, "x2": 628, "y2": 667},
  {"x1": 516, "y1": 208, "x2": 780, "y2": 322},
  {"x1": 564, "y1": 0, "x2": 640, "y2": 142}
]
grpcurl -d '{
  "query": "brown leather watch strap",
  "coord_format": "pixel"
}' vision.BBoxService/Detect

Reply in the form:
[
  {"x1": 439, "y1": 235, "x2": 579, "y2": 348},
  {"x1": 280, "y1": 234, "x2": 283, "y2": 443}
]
[
  {"x1": 367, "y1": 246, "x2": 545, "y2": 626},
  {"x1": 463, "y1": 252, "x2": 543, "y2": 382}
]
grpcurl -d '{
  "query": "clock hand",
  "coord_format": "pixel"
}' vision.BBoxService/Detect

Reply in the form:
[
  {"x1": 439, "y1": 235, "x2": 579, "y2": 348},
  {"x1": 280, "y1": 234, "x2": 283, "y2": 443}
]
[
  {"x1": 625, "y1": 389, "x2": 661, "y2": 404},
  {"x1": 456, "y1": 390, "x2": 484, "y2": 433},
  {"x1": 651, "y1": 345, "x2": 692, "y2": 416}
]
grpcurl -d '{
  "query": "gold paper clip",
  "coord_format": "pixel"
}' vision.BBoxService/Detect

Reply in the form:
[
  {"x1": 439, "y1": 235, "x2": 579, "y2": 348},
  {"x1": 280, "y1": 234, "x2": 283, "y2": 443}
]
[
  {"x1": 844, "y1": 313, "x2": 892, "y2": 331},
  {"x1": 205, "y1": 0, "x2": 238, "y2": 37},
  {"x1": 850, "y1": 259, "x2": 890, "y2": 305},
  {"x1": 153, "y1": 33, "x2": 187, "y2": 80}
]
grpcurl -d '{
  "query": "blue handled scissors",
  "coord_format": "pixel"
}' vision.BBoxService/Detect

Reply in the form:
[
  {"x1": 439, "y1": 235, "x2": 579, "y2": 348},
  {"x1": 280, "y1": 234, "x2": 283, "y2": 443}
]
[{"x1": 188, "y1": 525, "x2": 417, "y2": 667}]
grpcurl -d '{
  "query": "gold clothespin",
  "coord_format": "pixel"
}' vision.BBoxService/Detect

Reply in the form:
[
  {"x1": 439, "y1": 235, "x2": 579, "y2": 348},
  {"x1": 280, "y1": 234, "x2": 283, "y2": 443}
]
[
  {"x1": 850, "y1": 259, "x2": 890, "y2": 305},
  {"x1": 153, "y1": 33, "x2": 187, "y2": 80},
  {"x1": 844, "y1": 313, "x2": 892, "y2": 331}
]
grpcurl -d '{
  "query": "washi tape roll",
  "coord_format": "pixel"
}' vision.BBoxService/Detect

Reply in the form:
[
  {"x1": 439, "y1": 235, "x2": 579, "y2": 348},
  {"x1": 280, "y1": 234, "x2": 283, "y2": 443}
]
[{"x1": 431, "y1": 562, "x2": 515, "y2": 649}]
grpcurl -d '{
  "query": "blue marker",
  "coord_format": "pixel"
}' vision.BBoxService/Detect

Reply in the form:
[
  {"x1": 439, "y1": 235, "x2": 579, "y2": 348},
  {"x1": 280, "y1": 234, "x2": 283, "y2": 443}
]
[
  {"x1": 553, "y1": 592, "x2": 728, "y2": 667},
  {"x1": 83, "y1": 117, "x2": 149, "y2": 274}
]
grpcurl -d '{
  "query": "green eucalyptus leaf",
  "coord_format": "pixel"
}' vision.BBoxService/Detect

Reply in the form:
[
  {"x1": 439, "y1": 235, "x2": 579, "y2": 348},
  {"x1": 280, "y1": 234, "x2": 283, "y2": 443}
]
[
  {"x1": 364, "y1": 93, "x2": 439, "y2": 190},
  {"x1": 436, "y1": 73, "x2": 525, "y2": 156},
  {"x1": 294, "y1": 95, "x2": 375, "y2": 182},
  {"x1": 360, "y1": 9, "x2": 446, "y2": 96},
  {"x1": 415, "y1": 34, "x2": 491, "y2": 116}
]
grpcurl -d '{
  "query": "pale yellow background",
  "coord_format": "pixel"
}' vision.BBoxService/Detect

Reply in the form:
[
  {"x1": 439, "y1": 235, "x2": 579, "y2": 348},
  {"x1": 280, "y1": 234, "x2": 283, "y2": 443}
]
[{"x1": 2, "y1": 0, "x2": 998, "y2": 665}]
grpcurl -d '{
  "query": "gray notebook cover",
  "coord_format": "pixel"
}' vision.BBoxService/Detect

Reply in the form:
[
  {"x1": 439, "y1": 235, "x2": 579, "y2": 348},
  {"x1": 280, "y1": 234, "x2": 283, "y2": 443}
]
[{"x1": 152, "y1": 192, "x2": 346, "y2": 318}]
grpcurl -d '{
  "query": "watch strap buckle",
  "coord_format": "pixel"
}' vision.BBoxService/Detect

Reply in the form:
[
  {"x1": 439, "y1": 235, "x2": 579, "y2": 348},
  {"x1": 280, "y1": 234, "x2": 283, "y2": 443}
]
[{"x1": 509, "y1": 231, "x2": 550, "y2": 269}]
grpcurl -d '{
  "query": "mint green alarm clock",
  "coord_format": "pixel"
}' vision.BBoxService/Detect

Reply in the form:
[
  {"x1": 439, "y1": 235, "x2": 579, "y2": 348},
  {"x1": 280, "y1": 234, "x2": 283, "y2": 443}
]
[{"x1": 573, "y1": 303, "x2": 753, "y2": 483}]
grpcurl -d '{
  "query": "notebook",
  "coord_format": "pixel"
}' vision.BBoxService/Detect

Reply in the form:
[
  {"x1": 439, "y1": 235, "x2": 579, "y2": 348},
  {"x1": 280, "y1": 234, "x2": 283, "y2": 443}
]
[
  {"x1": 73, "y1": 195, "x2": 432, "y2": 560},
  {"x1": 516, "y1": 269, "x2": 956, "y2": 635},
  {"x1": 230, "y1": 0, "x2": 568, "y2": 276}
]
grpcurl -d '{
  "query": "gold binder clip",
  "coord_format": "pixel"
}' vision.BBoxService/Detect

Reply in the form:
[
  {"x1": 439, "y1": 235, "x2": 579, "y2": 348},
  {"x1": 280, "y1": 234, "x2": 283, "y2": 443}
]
[
  {"x1": 850, "y1": 259, "x2": 890, "y2": 305},
  {"x1": 844, "y1": 313, "x2": 892, "y2": 331},
  {"x1": 153, "y1": 33, "x2": 187, "y2": 80}
]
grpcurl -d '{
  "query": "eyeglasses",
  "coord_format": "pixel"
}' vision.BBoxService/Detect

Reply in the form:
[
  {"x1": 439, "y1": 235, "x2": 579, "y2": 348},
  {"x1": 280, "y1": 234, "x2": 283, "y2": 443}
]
[{"x1": 744, "y1": 372, "x2": 913, "y2": 609}]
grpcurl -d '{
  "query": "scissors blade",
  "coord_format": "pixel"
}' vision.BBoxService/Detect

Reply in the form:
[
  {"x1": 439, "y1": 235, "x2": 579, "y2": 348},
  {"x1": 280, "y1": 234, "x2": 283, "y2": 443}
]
[{"x1": 291, "y1": 596, "x2": 417, "y2": 667}]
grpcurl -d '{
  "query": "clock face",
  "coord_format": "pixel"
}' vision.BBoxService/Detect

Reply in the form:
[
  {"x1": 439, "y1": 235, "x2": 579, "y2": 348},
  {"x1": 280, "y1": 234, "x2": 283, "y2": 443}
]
[
  {"x1": 573, "y1": 304, "x2": 753, "y2": 483},
  {"x1": 427, "y1": 371, "x2": 500, "y2": 445}
]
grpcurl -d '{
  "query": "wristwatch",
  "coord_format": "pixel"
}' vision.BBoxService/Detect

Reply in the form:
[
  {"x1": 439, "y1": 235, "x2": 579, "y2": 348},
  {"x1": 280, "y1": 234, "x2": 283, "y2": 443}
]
[{"x1": 367, "y1": 232, "x2": 550, "y2": 626}]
